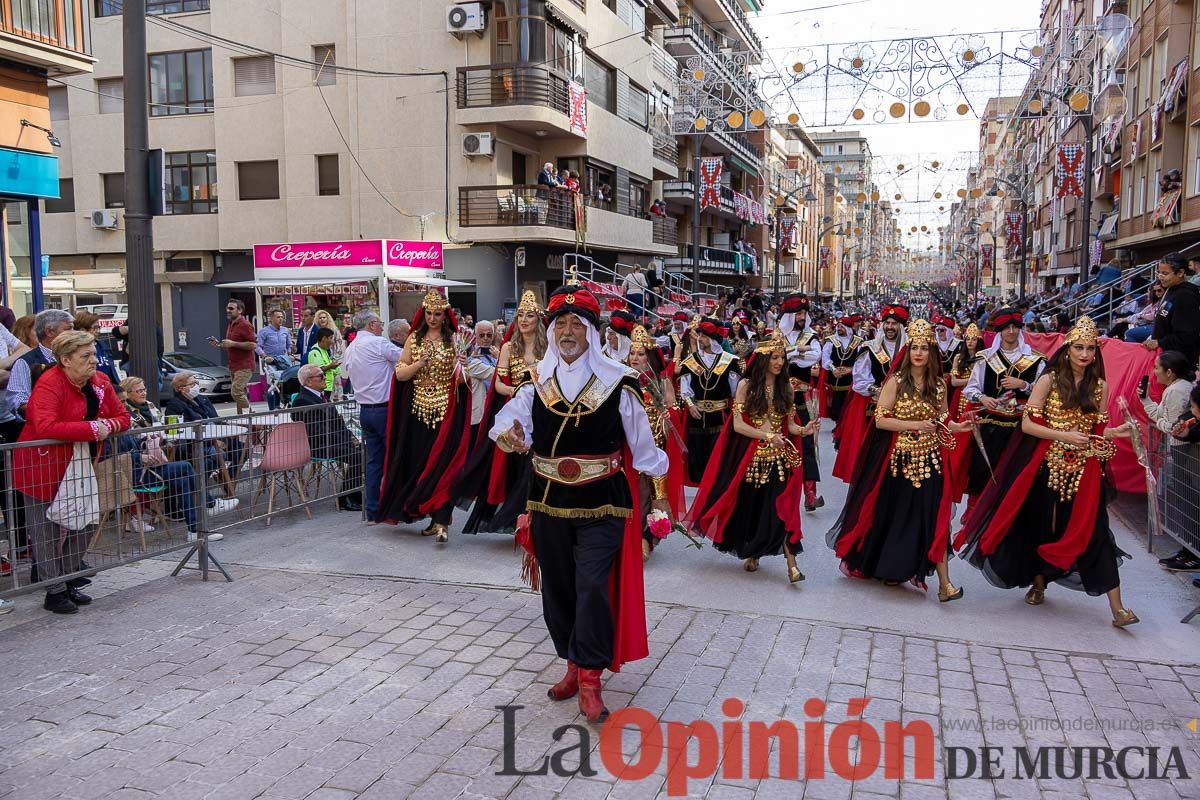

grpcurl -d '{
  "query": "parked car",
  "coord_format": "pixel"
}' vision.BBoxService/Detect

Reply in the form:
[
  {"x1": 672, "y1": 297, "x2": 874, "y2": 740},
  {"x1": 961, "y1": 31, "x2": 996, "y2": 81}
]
[{"x1": 160, "y1": 352, "x2": 232, "y2": 400}]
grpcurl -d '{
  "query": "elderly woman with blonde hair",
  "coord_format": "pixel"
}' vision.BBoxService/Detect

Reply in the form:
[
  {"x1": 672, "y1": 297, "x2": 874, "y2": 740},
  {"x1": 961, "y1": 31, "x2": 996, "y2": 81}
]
[{"x1": 13, "y1": 330, "x2": 131, "y2": 614}]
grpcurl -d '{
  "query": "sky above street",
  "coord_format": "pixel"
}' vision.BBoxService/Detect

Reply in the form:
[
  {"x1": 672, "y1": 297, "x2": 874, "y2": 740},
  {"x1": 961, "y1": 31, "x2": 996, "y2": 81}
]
[{"x1": 751, "y1": 0, "x2": 1043, "y2": 248}]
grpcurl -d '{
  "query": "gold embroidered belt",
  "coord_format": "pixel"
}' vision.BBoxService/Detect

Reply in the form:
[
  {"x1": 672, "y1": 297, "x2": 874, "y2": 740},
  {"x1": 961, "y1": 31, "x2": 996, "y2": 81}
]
[
  {"x1": 693, "y1": 400, "x2": 729, "y2": 413},
  {"x1": 532, "y1": 452, "x2": 623, "y2": 486}
]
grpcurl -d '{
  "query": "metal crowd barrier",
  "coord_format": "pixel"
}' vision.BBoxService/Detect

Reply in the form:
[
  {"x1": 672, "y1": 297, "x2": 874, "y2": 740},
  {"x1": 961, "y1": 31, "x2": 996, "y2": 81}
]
[
  {"x1": 1147, "y1": 427, "x2": 1200, "y2": 624},
  {"x1": 1, "y1": 399, "x2": 363, "y2": 598}
]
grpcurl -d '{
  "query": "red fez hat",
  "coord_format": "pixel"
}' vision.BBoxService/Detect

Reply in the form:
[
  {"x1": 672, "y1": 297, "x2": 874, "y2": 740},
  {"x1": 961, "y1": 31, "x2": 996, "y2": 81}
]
[
  {"x1": 672, "y1": 311, "x2": 690, "y2": 322},
  {"x1": 781, "y1": 293, "x2": 810, "y2": 314},
  {"x1": 609, "y1": 309, "x2": 637, "y2": 336},
  {"x1": 989, "y1": 308, "x2": 1023, "y2": 330},
  {"x1": 838, "y1": 315, "x2": 854, "y2": 326},
  {"x1": 697, "y1": 317, "x2": 725, "y2": 343},
  {"x1": 881, "y1": 305, "x2": 909, "y2": 323},
  {"x1": 546, "y1": 285, "x2": 602, "y2": 327},
  {"x1": 933, "y1": 314, "x2": 955, "y2": 328}
]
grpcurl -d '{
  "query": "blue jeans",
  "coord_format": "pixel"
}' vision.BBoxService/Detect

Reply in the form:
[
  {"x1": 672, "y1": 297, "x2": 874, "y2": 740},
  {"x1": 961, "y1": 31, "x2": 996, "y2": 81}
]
[
  {"x1": 145, "y1": 461, "x2": 200, "y2": 529},
  {"x1": 1125, "y1": 324, "x2": 1153, "y2": 343},
  {"x1": 360, "y1": 405, "x2": 389, "y2": 521},
  {"x1": 627, "y1": 293, "x2": 644, "y2": 317}
]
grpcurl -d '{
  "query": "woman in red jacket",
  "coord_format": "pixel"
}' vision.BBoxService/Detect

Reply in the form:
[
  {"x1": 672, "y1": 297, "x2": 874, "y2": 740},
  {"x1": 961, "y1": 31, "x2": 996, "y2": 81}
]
[{"x1": 14, "y1": 330, "x2": 130, "y2": 614}]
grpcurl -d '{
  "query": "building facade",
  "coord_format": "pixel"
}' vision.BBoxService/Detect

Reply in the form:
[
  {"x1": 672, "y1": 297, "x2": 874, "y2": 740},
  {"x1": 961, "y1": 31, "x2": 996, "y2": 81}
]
[
  {"x1": 0, "y1": 0, "x2": 94, "y2": 314},
  {"x1": 17, "y1": 0, "x2": 687, "y2": 347}
]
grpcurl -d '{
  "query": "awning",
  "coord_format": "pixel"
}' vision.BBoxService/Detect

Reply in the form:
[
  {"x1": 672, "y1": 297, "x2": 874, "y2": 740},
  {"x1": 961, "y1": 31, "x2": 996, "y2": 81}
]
[
  {"x1": 1097, "y1": 212, "x2": 1119, "y2": 242},
  {"x1": 546, "y1": 2, "x2": 586, "y2": 39},
  {"x1": 383, "y1": 267, "x2": 474, "y2": 287},
  {"x1": 217, "y1": 278, "x2": 365, "y2": 289},
  {"x1": 730, "y1": 154, "x2": 760, "y2": 178}
]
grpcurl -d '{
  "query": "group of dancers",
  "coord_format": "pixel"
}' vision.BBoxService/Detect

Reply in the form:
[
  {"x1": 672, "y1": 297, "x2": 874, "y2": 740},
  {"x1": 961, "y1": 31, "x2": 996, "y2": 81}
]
[{"x1": 379, "y1": 287, "x2": 1139, "y2": 635}]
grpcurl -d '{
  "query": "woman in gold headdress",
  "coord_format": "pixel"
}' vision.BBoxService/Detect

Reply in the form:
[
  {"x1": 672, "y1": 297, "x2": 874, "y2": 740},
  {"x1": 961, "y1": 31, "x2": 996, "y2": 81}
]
[
  {"x1": 948, "y1": 322, "x2": 984, "y2": 420},
  {"x1": 455, "y1": 291, "x2": 547, "y2": 534},
  {"x1": 627, "y1": 325, "x2": 687, "y2": 561},
  {"x1": 378, "y1": 288, "x2": 471, "y2": 542},
  {"x1": 686, "y1": 334, "x2": 815, "y2": 583},
  {"x1": 827, "y1": 319, "x2": 975, "y2": 600},
  {"x1": 954, "y1": 317, "x2": 1139, "y2": 627}
]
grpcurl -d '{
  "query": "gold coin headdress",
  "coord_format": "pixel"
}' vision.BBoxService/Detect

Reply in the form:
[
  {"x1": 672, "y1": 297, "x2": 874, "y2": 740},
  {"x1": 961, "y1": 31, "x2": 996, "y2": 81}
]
[
  {"x1": 963, "y1": 322, "x2": 981, "y2": 342},
  {"x1": 516, "y1": 290, "x2": 542, "y2": 315},
  {"x1": 630, "y1": 325, "x2": 657, "y2": 352},
  {"x1": 753, "y1": 333, "x2": 787, "y2": 356},
  {"x1": 1063, "y1": 315, "x2": 1101, "y2": 347},
  {"x1": 421, "y1": 287, "x2": 450, "y2": 312},
  {"x1": 905, "y1": 318, "x2": 936, "y2": 348}
]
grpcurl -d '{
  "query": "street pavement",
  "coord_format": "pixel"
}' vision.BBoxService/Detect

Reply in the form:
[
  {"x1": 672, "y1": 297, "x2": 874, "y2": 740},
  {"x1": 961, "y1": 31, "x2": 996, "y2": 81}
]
[{"x1": 0, "y1": 427, "x2": 1198, "y2": 799}]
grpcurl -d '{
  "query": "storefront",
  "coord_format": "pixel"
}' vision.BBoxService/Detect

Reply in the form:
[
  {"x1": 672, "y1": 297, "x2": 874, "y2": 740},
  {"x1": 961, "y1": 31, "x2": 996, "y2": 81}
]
[{"x1": 217, "y1": 239, "x2": 473, "y2": 328}]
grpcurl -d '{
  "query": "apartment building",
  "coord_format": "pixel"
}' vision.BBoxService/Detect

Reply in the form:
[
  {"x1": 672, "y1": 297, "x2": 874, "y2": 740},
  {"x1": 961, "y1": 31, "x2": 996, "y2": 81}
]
[
  {"x1": 782, "y1": 125, "x2": 824, "y2": 294},
  {"x1": 809, "y1": 130, "x2": 882, "y2": 298},
  {"x1": 659, "y1": 0, "x2": 767, "y2": 286},
  {"x1": 1112, "y1": 0, "x2": 1199, "y2": 265},
  {"x1": 17, "y1": 0, "x2": 680, "y2": 345},
  {"x1": 0, "y1": 0, "x2": 94, "y2": 314}
]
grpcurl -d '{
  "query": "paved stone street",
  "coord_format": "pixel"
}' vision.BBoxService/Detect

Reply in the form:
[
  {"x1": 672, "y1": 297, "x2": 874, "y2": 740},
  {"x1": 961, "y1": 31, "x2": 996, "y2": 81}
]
[{"x1": 2, "y1": 427, "x2": 1199, "y2": 799}]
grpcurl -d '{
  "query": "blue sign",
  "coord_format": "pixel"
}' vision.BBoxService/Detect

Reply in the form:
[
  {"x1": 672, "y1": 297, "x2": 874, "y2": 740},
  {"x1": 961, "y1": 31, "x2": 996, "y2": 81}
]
[
  {"x1": 0, "y1": 148, "x2": 60, "y2": 199},
  {"x1": 41, "y1": 255, "x2": 50, "y2": 277}
]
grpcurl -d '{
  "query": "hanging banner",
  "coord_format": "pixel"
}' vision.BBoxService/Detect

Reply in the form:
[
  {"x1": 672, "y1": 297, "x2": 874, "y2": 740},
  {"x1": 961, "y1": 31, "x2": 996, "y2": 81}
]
[
  {"x1": 1004, "y1": 212, "x2": 1023, "y2": 253},
  {"x1": 1090, "y1": 239, "x2": 1104, "y2": 268},
  {"x1": 1130, "y1": 120, "x2": 1142, "y2": 160},
  {"x1": 841, "y1": 251, "x2": 851, "y2": 289},
  {"x1": 980, "y1": 243, "x2": 994, "y2": 276},
  {"x1": 568, "y1": 81, "x2": 588, "y2": 137},
  {"x1": 1055, "y1": 144, "x2": 1085, "y2": 199},
  {"x1": 699, "y1": 157, "x2": 723, "y2": 210},
  {"x1": 818, "y1": 245, "x2": 831, "y2": 272},
  {"x1": 780, "y1": 216, "x2": 796, "y2": 250},
  {"x1": 732, "y1": 191, "x2": 750, "y2": 220},
  {"x1": 574, "y1": 192, "x2": 587, "y2": 250},
  {"x1": 750, "y1": 200, "x2": 765, "y2": 225}
]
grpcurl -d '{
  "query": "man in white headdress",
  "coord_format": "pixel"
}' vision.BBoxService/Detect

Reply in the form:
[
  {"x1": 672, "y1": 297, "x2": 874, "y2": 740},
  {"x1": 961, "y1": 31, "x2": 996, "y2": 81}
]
[{"x1": 492, "y1": 284, "x2": 668, "y2": 724}]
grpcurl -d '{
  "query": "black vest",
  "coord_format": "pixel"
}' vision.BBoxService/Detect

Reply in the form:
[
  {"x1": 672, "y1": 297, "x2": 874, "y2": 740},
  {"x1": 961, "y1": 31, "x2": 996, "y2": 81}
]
[
  {"x1": 681, "y1": 350, "x2": 739, "y2": 430},
  {"x1": 865, "y1": 341, "x2": 901, "y2": 387},
  {"x1": 826, "y1": 335, "x2": 863, "y2": 390},
  {"x1": 20, "y1": 347, "x2": 54, "y2": 394},
  {"x1": 940, "y1": 340, "x2": 961, "y2": 374},
  {"x1": 529, "y1": 372, "x2": 640, "y2": 518},
  {"x1": 979, "y1": 350, "x2": 1043, "y2": 421}
]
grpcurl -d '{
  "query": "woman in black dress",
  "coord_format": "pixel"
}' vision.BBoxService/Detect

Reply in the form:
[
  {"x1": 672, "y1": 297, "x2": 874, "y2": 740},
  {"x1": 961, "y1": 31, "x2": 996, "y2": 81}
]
[
  {"x1": 687, "y1": 334, "x2": 815, "y2": 582},
  {"x1": 827, "y1": 319, "x2": 974, "y2": 600},
  {"x1": 955, "y1": 317, "x2": 1138, "y2": 627}
]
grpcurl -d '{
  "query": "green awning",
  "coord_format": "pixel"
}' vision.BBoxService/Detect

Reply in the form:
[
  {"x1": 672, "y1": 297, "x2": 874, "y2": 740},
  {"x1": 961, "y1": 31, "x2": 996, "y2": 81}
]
[{"x1": 730, "y1": 154, "x2": 760, "y2": 178}]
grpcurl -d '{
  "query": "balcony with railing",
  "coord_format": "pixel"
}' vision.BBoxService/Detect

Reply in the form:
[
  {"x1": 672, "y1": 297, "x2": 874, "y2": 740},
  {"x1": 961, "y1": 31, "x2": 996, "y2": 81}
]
[
  {"x1": 664, "y1": 17, "x2": 759, "y2": 106},
  {"x1": 0, "y1": 0, "x2": 94, "y2": 74},
  {"x1": 455, "y1": 63, "x2": 579, "y2": 136},
  {"x1": 664, "y1": 243, "x2": 757, "y2": 274},
  {"x1": 652, "y1": 215, "x2": 678, "y2": 246},
  {"x1": 459, "y1": 185, "x2": 577, "y2": 231}
]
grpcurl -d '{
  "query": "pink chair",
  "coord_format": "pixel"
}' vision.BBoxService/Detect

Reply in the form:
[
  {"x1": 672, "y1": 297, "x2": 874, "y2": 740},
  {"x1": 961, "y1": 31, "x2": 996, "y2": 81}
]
[{"x1": 250, "y1": 422, "x2": 313, "y2": 526}]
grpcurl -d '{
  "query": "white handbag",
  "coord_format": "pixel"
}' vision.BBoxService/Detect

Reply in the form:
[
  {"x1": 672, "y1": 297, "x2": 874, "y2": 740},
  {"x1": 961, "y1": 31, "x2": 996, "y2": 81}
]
[{"x1": 46, "y1": 442, "x2": 101, "y2": 531}]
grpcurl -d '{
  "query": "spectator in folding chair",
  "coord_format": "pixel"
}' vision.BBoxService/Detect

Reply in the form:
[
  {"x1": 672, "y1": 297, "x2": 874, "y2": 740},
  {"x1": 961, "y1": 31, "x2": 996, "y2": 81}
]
[
  {"x1": 164, "y1": 371, "x2": 245, "y2": 494},
  {"x1": 290, "y1": 365, "x2": 363, "y2": 512}
]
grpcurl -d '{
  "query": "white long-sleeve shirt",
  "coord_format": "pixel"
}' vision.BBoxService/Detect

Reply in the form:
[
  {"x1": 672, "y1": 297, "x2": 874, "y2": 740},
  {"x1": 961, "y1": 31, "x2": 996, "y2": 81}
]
[
  {"x1": 786, "y1": 330, "x2": 822, "y2": 370},
  {"x1": 851, "y1": 339, "x2": 902, "y2": 396},
  {"x1": 821, "y1": 334, "x2": 854, "y2": 371},
  {"x1": 490, "y1": 359, "x2": 668, "y2": 477},
  {"x1": 1141, "y1": 378, "x2": 1193, "y2": 441},
  {"x1": 678, "y1": 349, "x2": 739, "y2": 399}
]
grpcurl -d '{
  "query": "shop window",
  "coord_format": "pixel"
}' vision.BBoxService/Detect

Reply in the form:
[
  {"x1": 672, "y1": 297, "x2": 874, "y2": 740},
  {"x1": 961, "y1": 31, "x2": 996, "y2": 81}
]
[
  {"x1": 45, "y1": 179, "x2": 75, "y2": 214},
  {"x1": 233, "y1": 56, "x2": 275, "y2": 97},
  {"x1": 313, "y1": 45, "x2": 336, "y2": 86},
  {"x1": 238, "y1": 160, "x2": 280, "y2": 200},
  {"x1": 97, "y1": 78, "x2": 123, "y2": 114},
  {"x1": 150, "y1": 49, "x2": 213, "y2": 115}
]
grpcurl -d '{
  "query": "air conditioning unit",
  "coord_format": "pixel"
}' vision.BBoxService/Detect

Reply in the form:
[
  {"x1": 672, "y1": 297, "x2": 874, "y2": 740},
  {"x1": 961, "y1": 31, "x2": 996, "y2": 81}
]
[
  {"x1": 90, "y1": 209, "x2": 118, "y2": 230},
  {"x1": 447, "y1": 2, "x2": 485, "y2": 37},
  {"x1": 462, "y1": 132, "x2": 494, "y2": 157}
]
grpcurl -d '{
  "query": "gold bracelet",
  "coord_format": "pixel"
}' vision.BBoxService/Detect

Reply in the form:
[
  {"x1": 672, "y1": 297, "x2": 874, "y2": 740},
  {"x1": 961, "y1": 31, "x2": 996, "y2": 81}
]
[
  {"x1": 651, "y1": 475, "x2": 669, "y2": 500},
  {"x1": 496, "y1": 431, "x2": 519, "y2": 453}
]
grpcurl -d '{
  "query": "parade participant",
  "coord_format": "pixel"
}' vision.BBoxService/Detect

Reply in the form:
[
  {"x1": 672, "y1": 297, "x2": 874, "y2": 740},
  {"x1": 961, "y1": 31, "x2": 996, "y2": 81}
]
[
  {"x1": 378, "y1": 289, "x2": 470, "y2": 542},
  {"x1": 628, "y1": 325, "x2": 686, "y2": 561},
  {"x1": 656, "y1": 311, "x2": 691, "y2": 357},
  {"x1": 821, "y1": 315, "x2": 863, "y2": 426},
  {"x1": 954, "y1": 317, "x2": 1138, "y2": 627},
  {"x1": 728, "y1": 315, "x2": 754, "y2": 360},
  {"x1": 827, "y1": 319, "x2": 973, "y2": 598},
  {"x1": 778, "y1": 293, "x2": 825, "y2": 511},
  {"x1": 679, "y1": 318, "x2": 741, "y2": 485},
  {"x1": 948, "y1": 323, "x2": 984, "y2": 418},
  {"x1": 602, "y1": 309, "x2": 636, "y2": 362},
  {"x1": 490, "y1": 285, "x2": 669, "y2": 723},
  {"x1": 959, "y1": 308, "x2": 1045, "y2": 514},
  {"x1": 687, "y1": 334, "x2": 813, "y2": 581},
  {"x1": 934, "y1": 315, "x2": 961, "y2": 375},
  {"x1": 455, "y1": 291, "x2": 546, "y2": 534},
  {"x1": 831, "y1": 305, "x2": 909, "y2": 482}
]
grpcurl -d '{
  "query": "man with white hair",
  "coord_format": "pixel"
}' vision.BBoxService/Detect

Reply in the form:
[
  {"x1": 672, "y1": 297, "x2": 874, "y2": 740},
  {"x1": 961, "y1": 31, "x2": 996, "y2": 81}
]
[
  {"x1": 292, "y1": 364, "x2": 363, "y2": 512},
  {"x1": 491, "y1": 284, "x2": 668, "y2": 723},
  {"x1": 7, "y1": 309, "x2": 73, "y2": 417},
  {"x1": 342, "y1": 309, "x2": 401, "y2": 522},
  {"x1": 464, "y1": 320, "x2": 498, "y2": 445},
  {"x1": 387, "y1": 318, "x2": 410, "y2": 347}
]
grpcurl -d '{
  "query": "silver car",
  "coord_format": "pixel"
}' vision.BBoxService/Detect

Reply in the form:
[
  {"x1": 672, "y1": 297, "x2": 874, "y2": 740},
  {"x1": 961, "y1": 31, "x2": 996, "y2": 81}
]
[{"x1": 160, "y1": 352, "x2": 233, "y2": 400}]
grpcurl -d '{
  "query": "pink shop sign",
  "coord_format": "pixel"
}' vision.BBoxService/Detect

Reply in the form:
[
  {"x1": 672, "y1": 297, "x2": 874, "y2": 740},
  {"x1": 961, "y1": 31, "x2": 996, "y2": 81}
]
[
  {"x1": 254, "y1": 240, "x2": 384, "y2": 269},
  {"x1": 385, "y1": 240, "x2": 443, "y2": 270}
]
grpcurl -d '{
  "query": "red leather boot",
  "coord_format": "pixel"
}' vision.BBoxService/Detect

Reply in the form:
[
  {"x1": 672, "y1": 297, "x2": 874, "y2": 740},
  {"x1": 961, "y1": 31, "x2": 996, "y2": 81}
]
[
  {"x1": 547, "y1": 660, "x2": 579, "y2": 701},
  {"x1": 803, "y1": 481, "x2": 824, "y2": 512},
  {"x1": 577, "y1": 668, "x2": 609, "y2": 723}
]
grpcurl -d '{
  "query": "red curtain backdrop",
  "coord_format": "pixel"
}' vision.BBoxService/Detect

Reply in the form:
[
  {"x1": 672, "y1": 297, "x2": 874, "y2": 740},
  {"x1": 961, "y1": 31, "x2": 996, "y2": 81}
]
[{"x1": 980, "y1": 331, "x2": 1159, "y2": 493}]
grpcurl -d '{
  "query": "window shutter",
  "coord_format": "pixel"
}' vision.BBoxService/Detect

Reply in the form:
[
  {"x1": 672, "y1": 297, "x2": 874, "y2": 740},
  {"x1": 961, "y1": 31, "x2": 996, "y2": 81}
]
[
  {"x1": 313, "y1": 45, "x2": 336, "y2": 86},
  {"x1": 97, "y1": 78, "x2": 123, "y2": 114},
  {"x1": 49, "y1": 87, "x2": 68, "y2": 120},
  {"x1": 234, "y1": 56, "x2": 276, "y2": 97}
]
